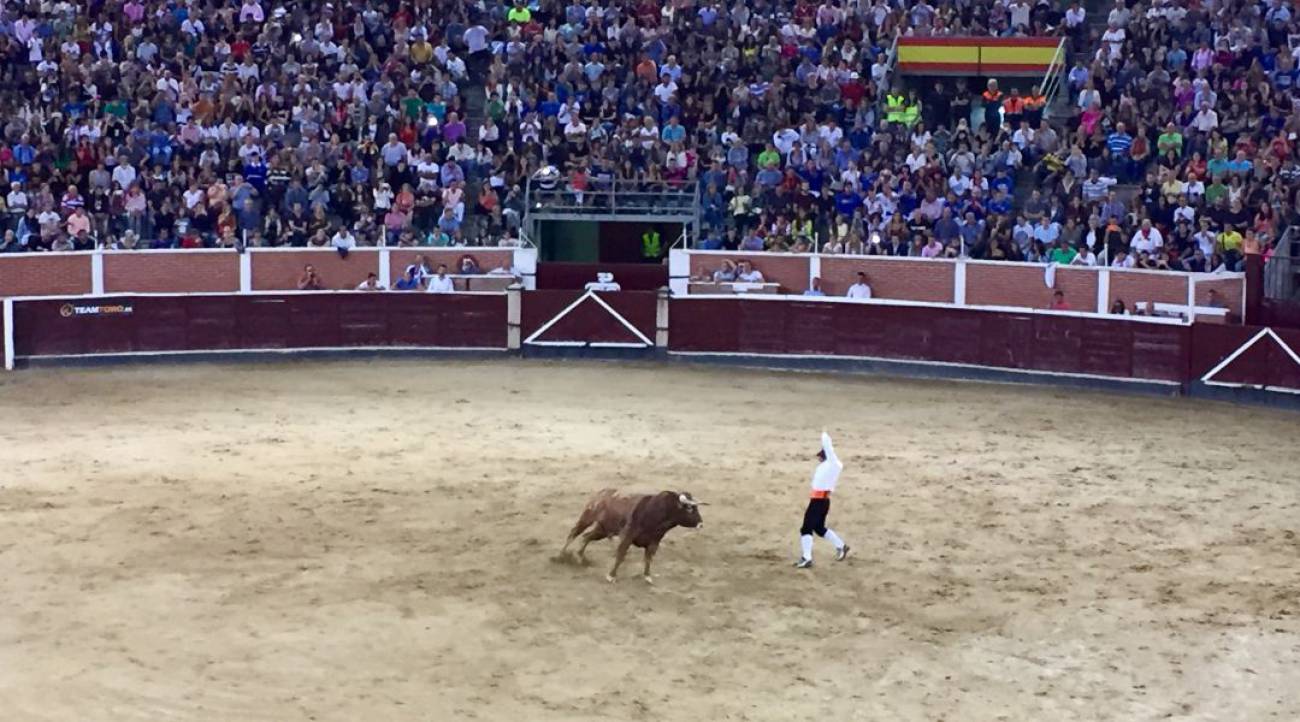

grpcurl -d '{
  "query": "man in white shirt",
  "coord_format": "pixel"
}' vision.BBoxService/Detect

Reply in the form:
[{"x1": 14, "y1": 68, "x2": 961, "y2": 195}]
[
  {"x1": 1192, "y1": 104, "x2": 1218, "y2": 133},
  {"x1": 111, "y1": 156, "x2": 137, "y2": 190},
  {"x1": 355, "y1": 273, "x2": 385, "y2": 291},
  {"x1": 736, "y1": 261, "x2": 765, "y2": 283},
  {"x1": 6, "y1": 183, "x2": 29, "y2": 218},
  {"x1": 426, "y1": 264, "x2": 456, "y2": 293},
  {"x1": 331, "y1": 227, "x2": 357, "y2": 253},
  {"x1": 795, "y1": 432, "x2": 850, "y2": 568},
  {"x1": 1130, "y1": 219, "x2": 1164, "y2": 254},
  {"x1": 846, "y1": 272, "x2": 873, "y2": 299},
  {"x1": 1070, "y1": 247, "x2": 1097, "y2": 266},
  {"x1": 1100, "y1": 22, "x2": 1125, "y2": 61}
]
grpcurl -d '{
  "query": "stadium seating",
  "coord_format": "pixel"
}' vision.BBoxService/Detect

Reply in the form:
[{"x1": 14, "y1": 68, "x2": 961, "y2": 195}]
[{"x1": 0, "y1": 0, "x2": 1294, "y2": 280}]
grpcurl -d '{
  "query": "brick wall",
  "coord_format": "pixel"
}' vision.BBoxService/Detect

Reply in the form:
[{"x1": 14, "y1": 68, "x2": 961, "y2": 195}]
[
  {"x1": 1108, "y1": 270, "x2": 1187, "y2": 312},
  {"x1": 1192, "y1": 276, "x2": 1245, "y2": 320},
  {"x1": 0, "y1": 255, "x2": 93, "y2": 296},
  {"x1": 688, "y1": 253, "x2": 809, "y2": 292},
  {"x1": 250, "y1": 250, "x2": 380, "y2": 291},
  {"x1": 819, "y1": 257, "x2": 955, "y2": 302},
  {"x1": 966, "y1": 263, "x2": 1099, "y2": 311},
  {"x1": 103, "y1": 252, "x2": 240, "y2": 293}
]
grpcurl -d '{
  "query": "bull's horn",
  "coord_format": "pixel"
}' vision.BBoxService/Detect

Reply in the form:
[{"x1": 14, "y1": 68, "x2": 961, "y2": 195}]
[{"x1": 678, "y1": 493, "x2": 696, "y2": 507}]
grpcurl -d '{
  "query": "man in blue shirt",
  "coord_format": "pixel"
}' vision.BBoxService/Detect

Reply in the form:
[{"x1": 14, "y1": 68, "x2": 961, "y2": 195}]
[
  {"x1": 661, "y1": 116, "x2": 686, "y2": 144},
  {"x1": 12, "y1": 138, "x2": 36, "y2": 166},
  {"x1": 1105, "y1": 122, "x2": 1134, "y2": 180}
]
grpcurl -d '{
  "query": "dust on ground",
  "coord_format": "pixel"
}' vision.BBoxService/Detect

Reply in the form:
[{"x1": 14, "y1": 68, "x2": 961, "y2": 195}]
[{"x1": 1, "y1": 360, "x2": 1298, "y2": 721}]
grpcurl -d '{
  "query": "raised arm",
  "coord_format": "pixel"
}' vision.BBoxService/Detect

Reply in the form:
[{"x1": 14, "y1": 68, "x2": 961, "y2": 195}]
[{"x1": 821, "y1": 431, "x2": 838, "y2": 466}]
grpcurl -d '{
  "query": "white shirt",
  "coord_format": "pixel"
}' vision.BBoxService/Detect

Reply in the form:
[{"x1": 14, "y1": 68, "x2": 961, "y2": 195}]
[
  {"x1": 846, "y1": 282, "x2": 873, "y2": 299},
  {"x1": 331, "y1": 231, "x2": 357, "y2": 250},
  {"x1": 811, "y1": 432, "x2": 842, "y2": 494},
  {"x1": 1130, "y1": 226, "x2": 1164, "y2": 254},
  {"x1": 112, "y1": 164, "x2": 137, "y2": 190},
  {"x1": 426, "y1": 274, "x2": 455, "y2": 293}
]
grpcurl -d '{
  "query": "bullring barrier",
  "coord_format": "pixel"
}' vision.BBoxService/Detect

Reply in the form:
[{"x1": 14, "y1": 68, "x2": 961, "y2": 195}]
[{"x1": 3, "y1": 285, "x2": 1297, "y2": 408}]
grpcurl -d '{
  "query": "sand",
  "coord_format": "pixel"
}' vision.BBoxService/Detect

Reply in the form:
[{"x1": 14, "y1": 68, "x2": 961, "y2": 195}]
[{"x1": 1, "y1": 359, "x2": 1298, "y2": 721}]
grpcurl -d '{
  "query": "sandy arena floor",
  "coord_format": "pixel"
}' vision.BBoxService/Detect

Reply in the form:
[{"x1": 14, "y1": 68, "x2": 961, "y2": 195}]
[{"x1": 1, "y1": 359, "x2": 1298, "y2": 721}]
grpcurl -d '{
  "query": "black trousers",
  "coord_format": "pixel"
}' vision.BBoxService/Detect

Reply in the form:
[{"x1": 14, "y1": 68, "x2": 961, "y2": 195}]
[{"x1": 800, "y1": 498, "x2": 830, "y2": 537}]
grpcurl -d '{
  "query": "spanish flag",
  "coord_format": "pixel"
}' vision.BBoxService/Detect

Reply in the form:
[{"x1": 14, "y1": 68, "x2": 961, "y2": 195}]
[{"x1": 897, "y1": 37, "x2": 1063, "y2": 76}]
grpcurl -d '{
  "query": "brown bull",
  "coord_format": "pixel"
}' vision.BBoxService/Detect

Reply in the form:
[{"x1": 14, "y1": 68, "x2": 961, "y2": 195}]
[{"x1": 560, "y1": 488, "x2": 705, "y2": 584}]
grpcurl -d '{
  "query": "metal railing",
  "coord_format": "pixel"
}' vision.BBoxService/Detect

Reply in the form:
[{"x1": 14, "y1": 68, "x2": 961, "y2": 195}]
[
  {"x1": 1265, "y1": 226, "x2": 1297, "y2": 300},
  {"x1": 524, "y1": 176, "x2": 699, "y2": 217},
  {"x1": 1039, "y1": 37, "x2": 1069, "y2": 120}
]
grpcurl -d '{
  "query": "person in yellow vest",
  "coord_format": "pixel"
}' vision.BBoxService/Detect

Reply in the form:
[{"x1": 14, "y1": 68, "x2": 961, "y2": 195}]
[
  {"x1": 642, "y1": 228, "x2": 662, "y2": 260},
  {"x1": 885, "y1": 89, "x2": 907, "y2": 125},
  {"x1": 981, "y1": 79, "x2": 1003, "y2": 135},
  {"x1": 900, "y1": 89, "x2": 922, "y2": 127}
]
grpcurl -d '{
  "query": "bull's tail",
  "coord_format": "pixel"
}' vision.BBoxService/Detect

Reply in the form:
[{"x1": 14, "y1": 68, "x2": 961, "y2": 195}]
[{"x1": 561, "y1": 489, "x2": 618, "y2": 556}]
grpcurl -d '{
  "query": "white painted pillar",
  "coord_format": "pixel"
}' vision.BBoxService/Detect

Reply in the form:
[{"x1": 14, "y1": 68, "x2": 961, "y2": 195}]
[
  {"x1": 668, "y1": 249, "x2": 689, "y2": 296},
  {"x1": 656, "y1": 289, "x2": 669, "y2": 348},
  {"x1": 3, "y1": 298, "x2": 13, "y2": 371},
  {"x1": 1187, "y1": 275, "x2": 1197, "y2": 324},
  {"x1": 239, "y1": 250, "x2": 253, "y2": 293},
  {"x1": 91, "y1": 251, "x2": 105, "y2": 295},
  {"x1": 808, "y1": 255, "x2": 822, "y2": 292},
  {"x1": 506, "y1": 285, "x2": 522, "y2": 350},
  {"x1": 1096, "y1": 268, "x2": 1110, "y2": 315},
  {"x1": 513, "y1": 247, "x2": 538, "y2": 290},
  {"x1": 954, "y1": 259, "x2": 967, "y2": 306},
  {"x1": 378, "y1": 248, "x2": 392, "y2": 289}
]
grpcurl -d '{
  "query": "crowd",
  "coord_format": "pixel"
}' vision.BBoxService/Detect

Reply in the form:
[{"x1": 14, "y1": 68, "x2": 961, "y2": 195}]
[
  {"x1": 1035, "y1": 0, "x2": 1300, "y2": 273},
  {"x1": 689, "y1": 0, "x2": 1300, "y2": 276},
  {"x1": 0, "y1": 0, "x2": 1294, "y2": 273}
]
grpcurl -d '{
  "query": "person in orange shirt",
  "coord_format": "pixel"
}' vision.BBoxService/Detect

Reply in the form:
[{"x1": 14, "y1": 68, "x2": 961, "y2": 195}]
[
  {"x1": 1022, "y1": 84, "x2": 1047, "y2": 127},
  {"x1": 635, "y1": 54, "x2": 658, "y2": 84},
  {"x1": 1001, "y1": 88, "x2": 1025, "y2": 131}
]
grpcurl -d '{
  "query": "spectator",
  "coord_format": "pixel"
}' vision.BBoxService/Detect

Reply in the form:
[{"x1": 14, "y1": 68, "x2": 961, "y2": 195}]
[
  {"x1": 426, "y1": 264, "x2": 455, "y2": 294},
  {"x1": 736, "y1": 261, "x2": 765, "y2": 284},
  {"x1": 331, "y1": 226, "x2": 357, "y2": 258},
  {"x1": 297, "y1": 264, "x2": 323, "y2": 291},
  {"x1": 846, "y1": 273, "x2": 873, "y2": 300},
  {"x1": 393, "y1": 267, "x2": 422, "y2": 291},
  {"x1": 804, "y1": 277, "x2": 826, "y2": 297},
  {"x1": 1048, "y1": 290, "x2": 1071, "y2": 311},
  {"x1": 356, "y1": 273, "x2": 385, "y2": 292}
]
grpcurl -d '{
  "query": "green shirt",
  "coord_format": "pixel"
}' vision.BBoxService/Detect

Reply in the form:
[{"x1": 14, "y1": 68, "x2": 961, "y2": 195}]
[
  {"x1": 1205, "y1": 182, "x2": 1228, "y2": 206},
  {"x1": 487, "y1": 98, "x2": 505, "y2": 122},
  {"x1": 104, "y1": 99, "x2": 129, "y2": 118},
  {"x1": 402, "y1": 95, "x2": 424, "y2": 119},
  {"x1": 756, "y1": 149, "x2": 780, "y2": 169},
  {"x1": 1156, "y1": 131, "x2": 1183, "y2": 155},
  {"x1": 1049, "y1": 247, "x2": 1077, "y2": 265},
  {"x1": 507, "y1": 7, "x2": 531, "y2": 22}
]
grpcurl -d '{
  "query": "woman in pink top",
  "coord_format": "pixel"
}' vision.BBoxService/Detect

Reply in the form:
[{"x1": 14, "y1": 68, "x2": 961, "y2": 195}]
[{"x1": 920, "y1": 236, "x2": 944, "y2": 258}]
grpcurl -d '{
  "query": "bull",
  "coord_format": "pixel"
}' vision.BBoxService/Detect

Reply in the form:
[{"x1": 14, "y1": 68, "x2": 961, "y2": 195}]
[{"x1": 559, "y1": 488, "x2": 705, "y2": 584}]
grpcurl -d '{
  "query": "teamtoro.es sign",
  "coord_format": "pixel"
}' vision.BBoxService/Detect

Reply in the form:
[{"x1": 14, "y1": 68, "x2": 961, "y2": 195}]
[{"x1": 59, "y1": 303, "x2": 134, "y2": 318}]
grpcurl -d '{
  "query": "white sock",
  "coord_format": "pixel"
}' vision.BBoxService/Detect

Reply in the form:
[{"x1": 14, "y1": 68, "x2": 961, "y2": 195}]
[
  {"x1": 825, "y1": 529, "x2": 845, "y2": 550},
  {"x1": 800, "y1": 534, "x2": 814, "y2": 560}
]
